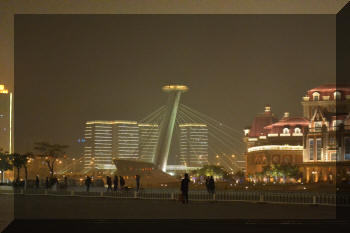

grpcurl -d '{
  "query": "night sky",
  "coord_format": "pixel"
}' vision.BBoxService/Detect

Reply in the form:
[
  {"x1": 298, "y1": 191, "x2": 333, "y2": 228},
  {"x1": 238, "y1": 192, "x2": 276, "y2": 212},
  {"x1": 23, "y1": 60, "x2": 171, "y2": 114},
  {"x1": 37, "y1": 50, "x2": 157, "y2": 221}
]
[{"x1": 14, "y1": 14, "x2": 335, "y2": 158}]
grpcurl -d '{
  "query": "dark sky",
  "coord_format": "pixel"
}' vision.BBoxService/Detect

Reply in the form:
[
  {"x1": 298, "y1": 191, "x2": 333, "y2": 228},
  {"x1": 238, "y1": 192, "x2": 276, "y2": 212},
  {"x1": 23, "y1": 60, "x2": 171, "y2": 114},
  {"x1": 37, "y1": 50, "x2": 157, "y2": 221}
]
[{"x1": 14, "y1": 14, "x2": 335, "y2": 157}]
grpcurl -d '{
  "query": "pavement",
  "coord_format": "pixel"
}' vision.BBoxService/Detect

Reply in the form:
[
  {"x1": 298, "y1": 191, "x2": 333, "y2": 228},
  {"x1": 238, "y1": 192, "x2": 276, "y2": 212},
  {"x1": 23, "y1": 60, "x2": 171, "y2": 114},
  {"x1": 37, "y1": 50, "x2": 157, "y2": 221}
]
[
  {"x1": 12, "y1": 195, "x2": 336, "y2": 219},
  {"x1": 0, "y1": 194, "x2": 14, "y2": 233}
]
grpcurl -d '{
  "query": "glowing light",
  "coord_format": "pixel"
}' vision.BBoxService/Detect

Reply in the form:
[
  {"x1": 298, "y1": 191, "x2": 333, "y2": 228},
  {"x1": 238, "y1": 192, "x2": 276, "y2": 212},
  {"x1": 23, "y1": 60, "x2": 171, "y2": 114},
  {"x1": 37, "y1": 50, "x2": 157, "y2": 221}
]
[
  {"x1": 248, "y1": 138, "x2": 258, "y2": 141},
  {"x1": 86, "y1": 120, "x2": 137, "y2": 125},
  {"x1": 0, "y1": 85, "x2": 9, "y2": 94},
  {"x1": 247, "y1": 145, "x2": 303, "y2": 152},
  {"x1": 179, "y1": 123, "x2": 207, "y2": 127},
  {"x1": 162, "y1": 85, "x2": 189, "y2": 92}
]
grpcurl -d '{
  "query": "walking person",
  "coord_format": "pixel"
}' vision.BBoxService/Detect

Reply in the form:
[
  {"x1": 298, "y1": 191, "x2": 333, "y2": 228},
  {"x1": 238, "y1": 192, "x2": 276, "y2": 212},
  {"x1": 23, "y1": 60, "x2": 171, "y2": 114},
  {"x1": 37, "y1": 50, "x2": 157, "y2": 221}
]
[
  {"x1": 113, "y1": 175, "x2": 118, "y2": 191},
  {"x1": 35, "y1": 175, "x2": 40, "y2": 189},
  {"x1": 52, "y1": 177, "x2": 58, "y2": 191},
  {"x1": 180, "y1": 173, "x2": 190, "y2": 204},
  {"x1": 106, "y1": 176, "x2": 112, "y2": 191},
  {"x1": 205, "y1": 176, "x2": 210, "y2": 193},
  {"x1": 209, "y1": 176, "x2": 215, "y2": 199},
  {"x1": 45, "y1": 177, "x2": 49, "y2": 189},
  {"x1": 85, "y1": 176, "x2": 92, "y2": 192},
  {"x1": 119, "y1": 176, "x2": 125, "y2": 190},
  {"x1": 136, "y1": 175, "x2": 141, "y2": 192},
  {"x1": 64, "y1": 176, "x2": 68, "y2": 189}
]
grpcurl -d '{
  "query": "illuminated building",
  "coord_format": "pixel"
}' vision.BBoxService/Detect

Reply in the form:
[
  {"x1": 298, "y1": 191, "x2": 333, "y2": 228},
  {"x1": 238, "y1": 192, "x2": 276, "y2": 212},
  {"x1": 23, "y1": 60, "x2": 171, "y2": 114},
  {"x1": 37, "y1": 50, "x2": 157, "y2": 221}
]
[
  {"x1": 300, "y1": 84, "x2": 350, "y2": 183},
  {"x1": 244, "y1": 107, "x2": 308, "y2": 178},
  {"x1": 0, "y1": 84, "x2": 13, "y2": 182},
  {"x1": 138, "y1": 123, "x2": 159, "y2": 163},
  {"x1": 83, "y1": 120, "x2": 139, "y2": 171},
  {"x1": 0, "y1": 84, "x2": 12, "y2": 154},
  {"x1": 179, "y1": 123, "x2": 208, "y2": 168},
  {"x1": 244, "y1": 84, "x2": 350, "y2": 184}
]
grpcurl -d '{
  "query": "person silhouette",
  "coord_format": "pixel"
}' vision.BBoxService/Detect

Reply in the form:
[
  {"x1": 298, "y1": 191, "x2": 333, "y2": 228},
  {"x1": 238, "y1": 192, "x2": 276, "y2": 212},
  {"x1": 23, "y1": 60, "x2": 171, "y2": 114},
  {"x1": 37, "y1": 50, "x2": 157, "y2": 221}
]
[
  {"x1": 85, "y1": 176, "x2": 92, "y2": 192},
  {"x1": 209, "y1": 176, "x2": 215, "y2": 197},
  {"x1": 106, "y1": 176, "x2": 112, "y2": 191},
  {"x1": 136, "y1": 175, "x2": 141, "y2": 192},
  {"x1": 45, "y1": 177, "x2": 49, "y2": 189},
  {"x1": 181, "y1": 173, "x2": 190, "y2": 204},
  {"x1": 35, "y1": 175, "x2": 40, "y2": 189},
  {"x1": 113, "y1": 175, "x2": 118, "y2": 191},
  {"x1": 119, "y1": 176, "x2": 125, "y2": 190}
]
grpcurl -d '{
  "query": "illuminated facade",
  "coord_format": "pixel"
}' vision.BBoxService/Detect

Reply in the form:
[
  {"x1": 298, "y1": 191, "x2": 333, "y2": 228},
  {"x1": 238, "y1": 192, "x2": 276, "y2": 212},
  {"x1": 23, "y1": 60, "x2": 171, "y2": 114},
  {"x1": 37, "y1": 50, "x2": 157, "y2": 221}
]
[
  {"x1": 83, "y1": 121, "x2": 139, "y2": 171},
  {"x1": 244, "y1": 107, "x2": 308, "y2": 177},
  {"x1": 300, "y1": 84, "x2": 350, "y2": 183},
  {"x1": 179, "y1": 123, "x2": 209, "y2": 168},
  {"x1": 138, "y1": 123, "x2": 159, "y2": 163},
  {"x1": 244, "y1": 84, "x2": 350, "y2": 183},
  {"x1": 0, "y1": 84, "x2": 12, "y2": 154},
  {"x1": 0, "y1": 84, "x2": 13, "y2": 182}
]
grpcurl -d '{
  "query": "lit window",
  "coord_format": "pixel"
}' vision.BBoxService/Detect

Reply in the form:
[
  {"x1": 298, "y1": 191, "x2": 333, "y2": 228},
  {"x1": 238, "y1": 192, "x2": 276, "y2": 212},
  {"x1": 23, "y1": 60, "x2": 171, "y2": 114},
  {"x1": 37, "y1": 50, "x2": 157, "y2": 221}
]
[
  {"x1": 312, "y1": 92, "x2": 320, "y2": 101},
  {"x1": 334, "y1": 91, "x2": 341, "y2": 100},
  {"x1": 315, "y1": 121, "x2": 322, "y2": 130},
  {"x1": 309, "y1": 139, "x2": 314, "y2": 160},
  {"x1": 331, "y1": 153, "x2": 336, "y2": 161},
  {"x1": 283, "y1": 128, "x2": 289, "y2": 134},
  {"x1": 345, "y1": 137, "x2": 350, "y2": 160},
  {"x1": 316, "y1": 138, "x2": 322, "y2": 160},
  {"x1": 294, "y1": 127, "x2": 301, "y2": 134}
]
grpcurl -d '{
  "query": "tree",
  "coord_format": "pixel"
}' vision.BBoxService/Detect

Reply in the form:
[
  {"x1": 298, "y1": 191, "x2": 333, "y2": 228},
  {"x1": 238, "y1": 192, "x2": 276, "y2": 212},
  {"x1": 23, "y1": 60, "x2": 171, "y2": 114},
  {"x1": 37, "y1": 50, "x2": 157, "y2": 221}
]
[
  {"x1": 22, "y1": 153, "x2": 33, "y2": 189},
  {"x1": 34, "y1": 142, "x2": 68, "y2": 179},
  {"x1": 0, "y1": 152, "x2": 12, "y2": 183},
  {"x1": 192, "y1": 165, "x2": 227, "y2": 178},
  {"x1": 11, "y1": 153, "x2": 27, "y2": 183},
  {"x1": 262, "y1": 164, "x2": 300, "y2": 181}
]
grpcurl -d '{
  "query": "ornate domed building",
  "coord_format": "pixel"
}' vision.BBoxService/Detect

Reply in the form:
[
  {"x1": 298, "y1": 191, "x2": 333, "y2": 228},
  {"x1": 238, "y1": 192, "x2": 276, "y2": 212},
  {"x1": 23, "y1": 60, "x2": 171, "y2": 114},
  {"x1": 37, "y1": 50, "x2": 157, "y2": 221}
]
[
  {"x1": 244, "y1": 83, "x2": 350, "y2": 184},
  {"x1": 244, "y1": 107, "x2": 308, "y2": 181}
]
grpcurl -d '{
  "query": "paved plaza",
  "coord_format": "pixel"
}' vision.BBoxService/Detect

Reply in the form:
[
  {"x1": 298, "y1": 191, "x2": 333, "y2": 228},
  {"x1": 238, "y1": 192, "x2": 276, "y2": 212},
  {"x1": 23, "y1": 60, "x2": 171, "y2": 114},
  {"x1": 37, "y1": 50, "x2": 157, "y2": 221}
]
[{"x1": 12, "y1": 195, "x2": 336, "y2": 219}]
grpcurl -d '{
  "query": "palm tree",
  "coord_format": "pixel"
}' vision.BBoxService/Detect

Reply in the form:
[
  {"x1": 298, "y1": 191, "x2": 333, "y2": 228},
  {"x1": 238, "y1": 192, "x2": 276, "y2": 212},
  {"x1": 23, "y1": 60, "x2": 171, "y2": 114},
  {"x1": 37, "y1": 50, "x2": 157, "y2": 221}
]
[
  {"x1": 0, "y1": 152, "x2": 12, "y2": 183},
  {"x1": 34, "y1": 142, "x2": 68, "y2": 179}
]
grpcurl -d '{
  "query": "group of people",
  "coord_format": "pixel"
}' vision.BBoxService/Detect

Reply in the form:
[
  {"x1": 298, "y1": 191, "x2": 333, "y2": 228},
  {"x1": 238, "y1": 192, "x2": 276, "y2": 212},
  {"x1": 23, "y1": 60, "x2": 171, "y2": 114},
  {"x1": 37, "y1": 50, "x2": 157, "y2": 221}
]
[
  {"x1": 34, "y1": 175, "x2": 66, "y2": 190},
  {"x1": 85, "y1": 175, "x2": 141, "y2": 192},
  {"x1": 180, "y1": 174, "x2": 216, "y2": 204},
  {"x1": 105, "y1": 175, "x2": 126, "y2": 191}
]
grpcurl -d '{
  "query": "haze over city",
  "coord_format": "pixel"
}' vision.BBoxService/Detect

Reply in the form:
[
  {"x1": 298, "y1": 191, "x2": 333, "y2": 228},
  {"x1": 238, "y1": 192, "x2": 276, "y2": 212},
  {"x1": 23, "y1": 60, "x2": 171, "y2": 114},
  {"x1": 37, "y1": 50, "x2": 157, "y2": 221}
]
[
  {"x1": 1, "y1": 1, "x2": 350, "y2": 232},
  {"x1": 14, "y1": 15, "x2": 335, "y2": 156}
]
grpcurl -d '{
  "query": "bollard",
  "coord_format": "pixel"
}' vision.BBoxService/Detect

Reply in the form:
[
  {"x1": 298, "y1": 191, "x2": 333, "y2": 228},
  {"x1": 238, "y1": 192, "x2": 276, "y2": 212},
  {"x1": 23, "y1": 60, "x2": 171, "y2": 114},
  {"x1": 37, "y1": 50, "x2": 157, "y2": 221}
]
[
  {"x1": 134, "y1": 191, "x2": 137, "y2": 199},
  {"x1": 313, "y1": 196, "x2": 316, "y2": 204},
  {"x1": 100, "y1": 191, "x2": 103, "y2": 197},
  {"x1": 259, "y1": 194, "x2": 264, "y2": 202},
  {"x1": 171, "y1": 193, "x2": 174, "y2": 200},
  {"x1": 213, "y1": 194, "x2": 216, "y2": 201},
  {"x1": 71, "y1": 190, "x2": 74, "y2": 196}
]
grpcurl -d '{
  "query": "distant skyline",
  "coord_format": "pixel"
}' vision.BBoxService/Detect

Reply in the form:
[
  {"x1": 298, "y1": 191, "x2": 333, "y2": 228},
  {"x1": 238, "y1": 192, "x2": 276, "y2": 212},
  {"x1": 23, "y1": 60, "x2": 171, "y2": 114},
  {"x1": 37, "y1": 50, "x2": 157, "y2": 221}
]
[{"x1": 14, "y1": 15, "x2": 335, "y2": 158}]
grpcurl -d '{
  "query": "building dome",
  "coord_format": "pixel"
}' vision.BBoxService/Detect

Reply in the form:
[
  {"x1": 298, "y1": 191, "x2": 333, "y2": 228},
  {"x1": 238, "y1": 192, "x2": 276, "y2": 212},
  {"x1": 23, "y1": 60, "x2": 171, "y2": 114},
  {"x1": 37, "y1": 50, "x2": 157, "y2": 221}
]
[{"x1": 248, "y1": 106, "x2": 278, "y2": 137}]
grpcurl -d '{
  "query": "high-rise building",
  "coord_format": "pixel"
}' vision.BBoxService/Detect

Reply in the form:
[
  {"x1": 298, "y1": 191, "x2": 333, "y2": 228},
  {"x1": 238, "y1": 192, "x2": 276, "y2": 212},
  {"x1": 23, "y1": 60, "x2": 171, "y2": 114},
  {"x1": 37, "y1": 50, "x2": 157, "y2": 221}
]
[
  {"x1": 179, "y1": 123, "x2": 208, "y2": 167},
  {"x1": 83, "y1": 120, "x2": 139, "y2": 171},
  {"x1": 138, "y1": 123, "x2": 159, "y2": 163},
  {"x1": 0, "y1": 84, "x2": 12, "y2": 154}
]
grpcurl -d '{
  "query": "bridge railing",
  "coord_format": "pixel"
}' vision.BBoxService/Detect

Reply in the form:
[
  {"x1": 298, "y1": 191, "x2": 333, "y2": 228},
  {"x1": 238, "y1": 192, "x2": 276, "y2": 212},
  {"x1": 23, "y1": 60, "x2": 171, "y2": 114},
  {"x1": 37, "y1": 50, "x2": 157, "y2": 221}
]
[{"x1": 1, "y1": 188, "x2": 346, "y2": 206}]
